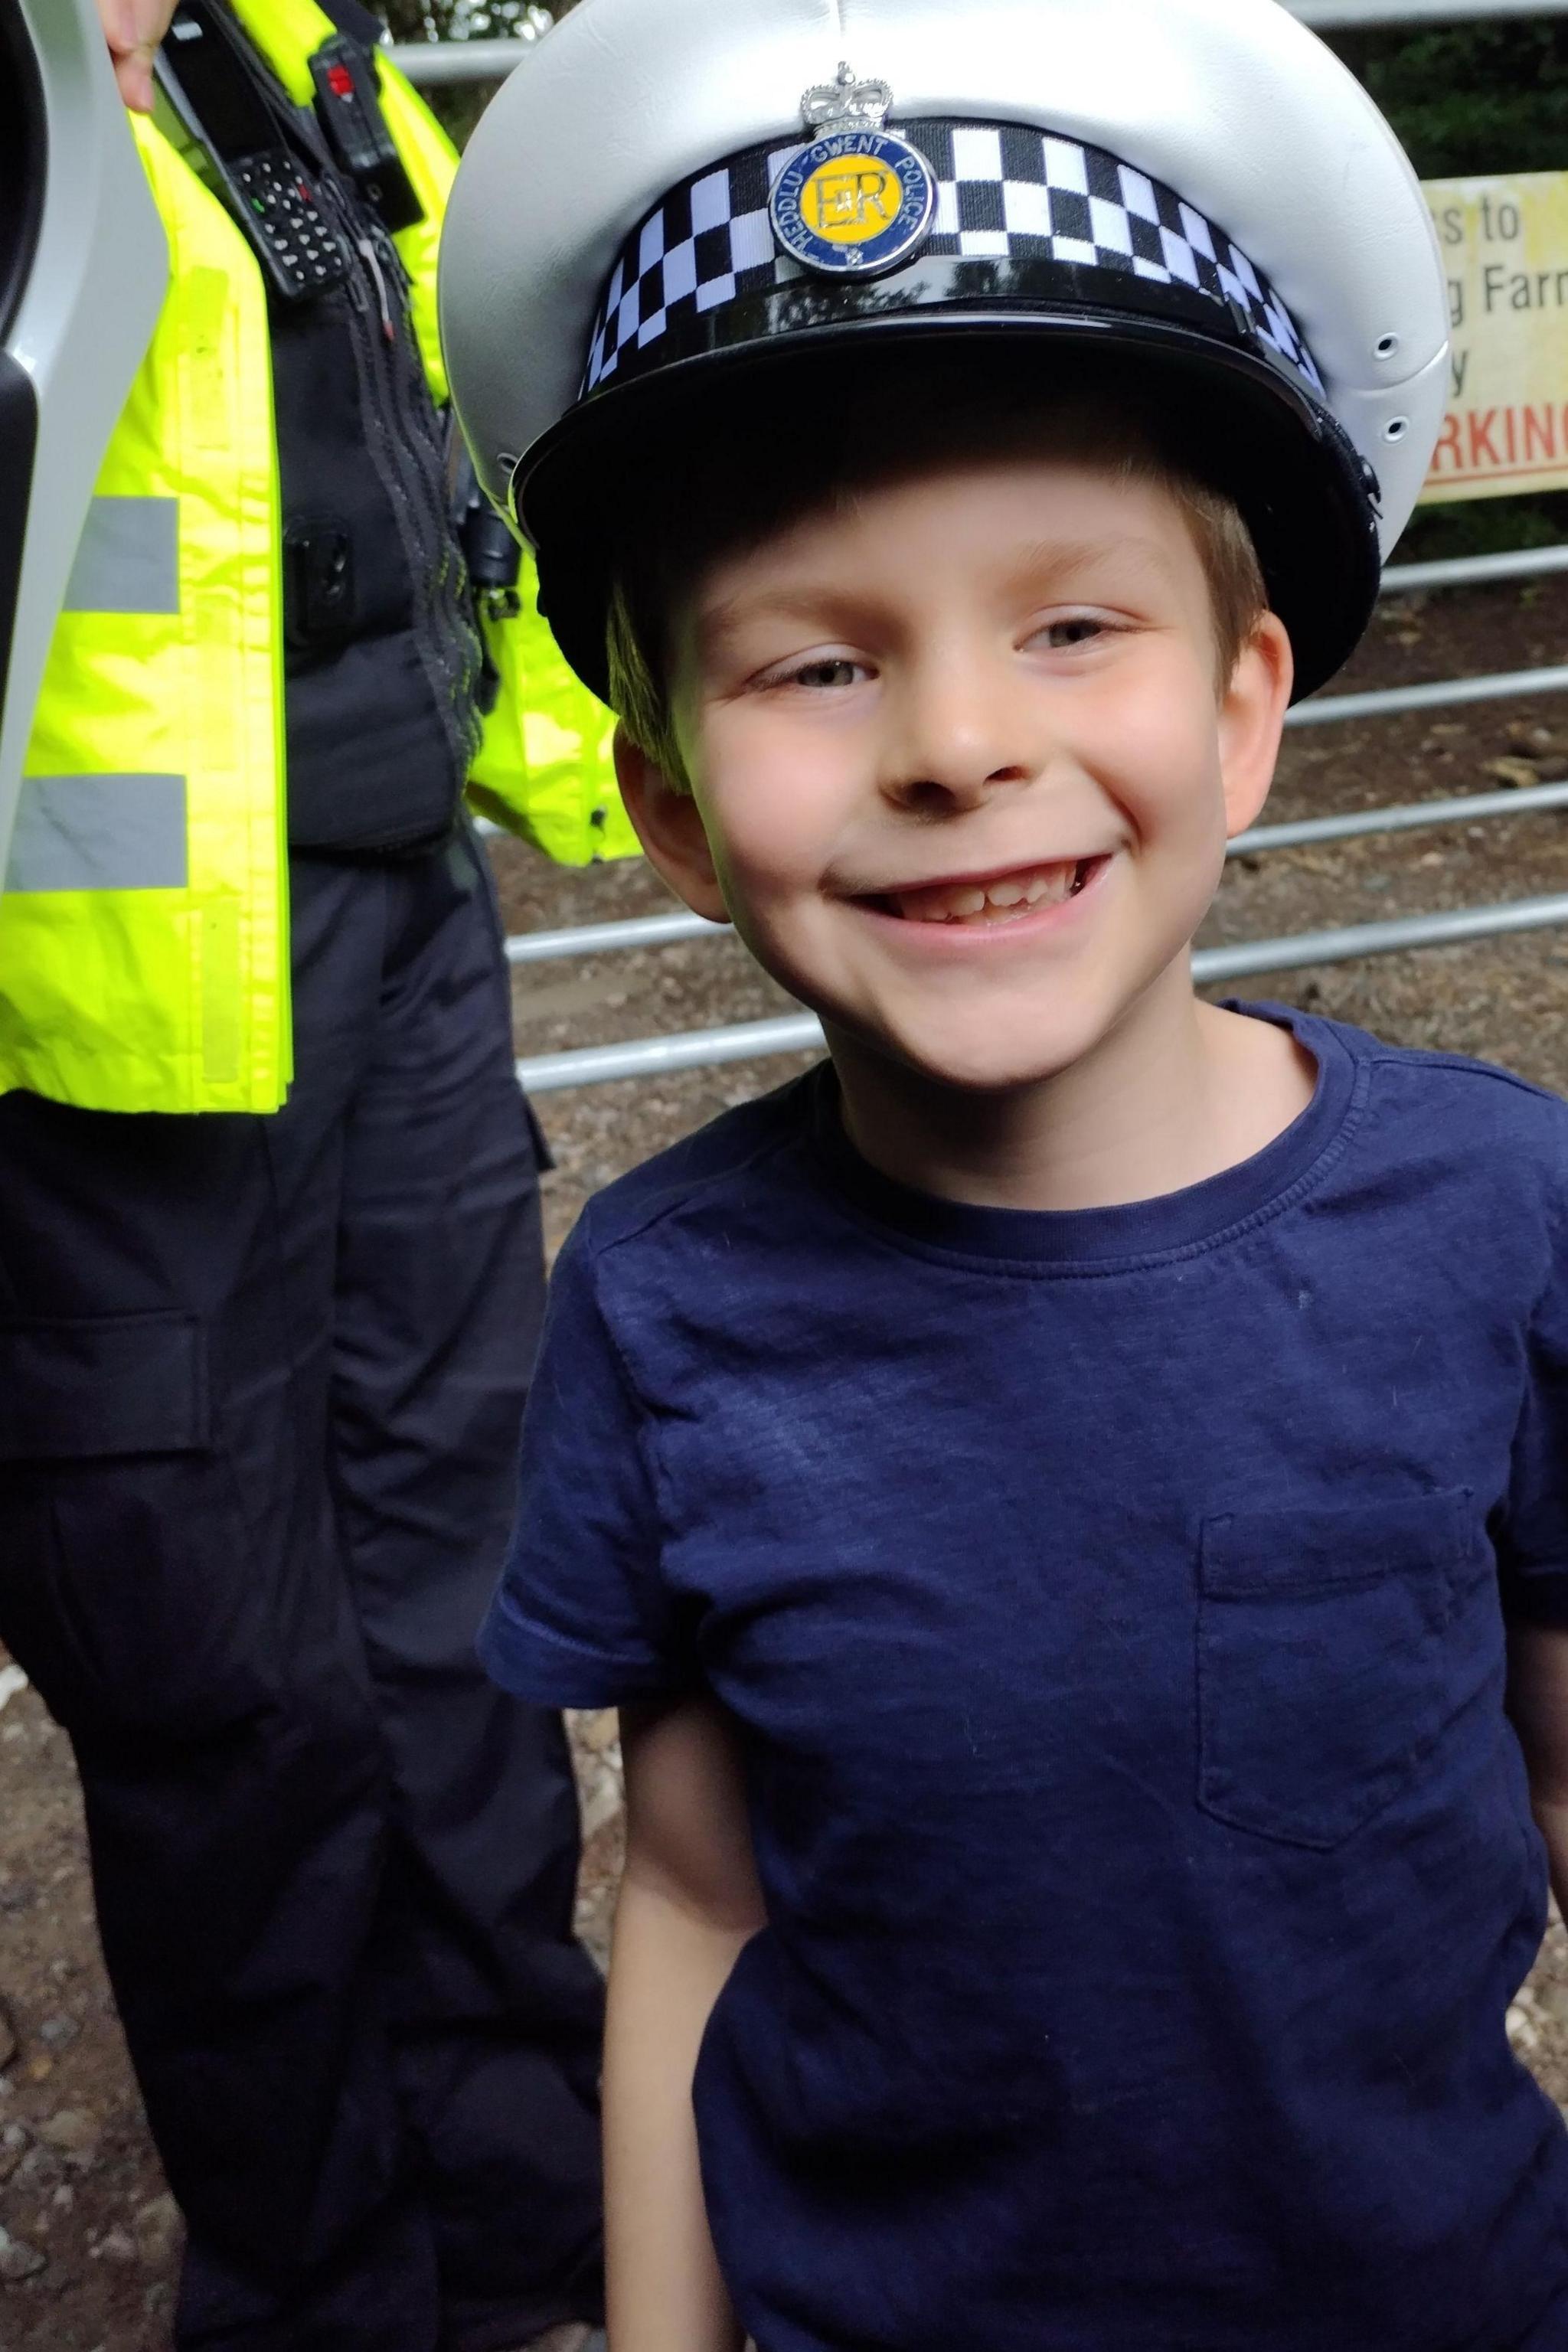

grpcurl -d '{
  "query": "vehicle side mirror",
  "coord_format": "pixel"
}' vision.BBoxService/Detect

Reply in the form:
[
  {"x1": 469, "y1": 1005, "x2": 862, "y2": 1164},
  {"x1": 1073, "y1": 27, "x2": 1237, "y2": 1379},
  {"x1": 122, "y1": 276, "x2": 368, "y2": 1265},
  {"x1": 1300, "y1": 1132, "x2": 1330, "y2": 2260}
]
[{"x1": 0, "y1": 0, "x2": 168, "y2": 891}]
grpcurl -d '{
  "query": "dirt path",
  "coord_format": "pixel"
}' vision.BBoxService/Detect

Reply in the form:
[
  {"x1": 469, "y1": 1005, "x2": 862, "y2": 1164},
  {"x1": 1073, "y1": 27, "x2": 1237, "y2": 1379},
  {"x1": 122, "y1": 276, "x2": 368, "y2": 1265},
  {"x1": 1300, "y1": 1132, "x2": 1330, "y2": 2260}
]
[{"x1": 9, "y1": 569, "x2": 1568, "y2": 2344}]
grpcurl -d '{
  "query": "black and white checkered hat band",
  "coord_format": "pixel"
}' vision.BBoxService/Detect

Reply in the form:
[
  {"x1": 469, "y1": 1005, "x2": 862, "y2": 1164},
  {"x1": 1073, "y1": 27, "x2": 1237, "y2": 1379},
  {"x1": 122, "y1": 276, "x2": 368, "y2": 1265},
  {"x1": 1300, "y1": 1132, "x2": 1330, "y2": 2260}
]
[{"x1": 583, "y1": 119, "x2": 1325, "y2": 402}]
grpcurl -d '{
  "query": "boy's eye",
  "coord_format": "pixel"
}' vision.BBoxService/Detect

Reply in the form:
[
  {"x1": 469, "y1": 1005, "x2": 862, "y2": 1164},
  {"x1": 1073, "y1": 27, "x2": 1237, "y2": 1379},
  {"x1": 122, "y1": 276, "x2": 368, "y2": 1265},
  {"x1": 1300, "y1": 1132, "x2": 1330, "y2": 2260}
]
[
  {"x1": 778, "y1": 657, "x2": 867, "y2": 691},
  {"x1": 1034, "y1": 616, "x2": 1107, "y2": 651}
]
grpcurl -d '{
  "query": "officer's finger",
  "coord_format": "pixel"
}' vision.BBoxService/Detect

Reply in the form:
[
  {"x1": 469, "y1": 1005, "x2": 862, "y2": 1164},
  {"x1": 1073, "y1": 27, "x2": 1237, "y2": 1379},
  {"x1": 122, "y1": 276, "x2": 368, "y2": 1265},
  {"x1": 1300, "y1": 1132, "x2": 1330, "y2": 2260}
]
[{"x1": 95, "y1": 0, "x2": 179, "y2": 113}]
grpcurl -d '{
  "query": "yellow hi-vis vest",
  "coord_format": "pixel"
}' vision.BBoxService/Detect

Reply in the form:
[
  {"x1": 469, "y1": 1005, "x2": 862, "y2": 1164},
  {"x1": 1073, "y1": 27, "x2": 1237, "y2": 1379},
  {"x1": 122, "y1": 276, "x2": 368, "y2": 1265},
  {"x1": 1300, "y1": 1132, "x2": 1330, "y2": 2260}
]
[{"x1": 0, "y1": 0, "x2": 635, "y2": 1118}]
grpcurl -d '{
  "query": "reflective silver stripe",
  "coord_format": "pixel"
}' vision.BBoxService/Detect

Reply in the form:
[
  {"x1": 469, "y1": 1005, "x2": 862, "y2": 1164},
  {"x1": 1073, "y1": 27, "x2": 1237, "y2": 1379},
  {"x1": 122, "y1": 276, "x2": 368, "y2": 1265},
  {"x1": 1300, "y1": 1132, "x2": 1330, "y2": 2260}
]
[
  {"x1": 63, "y1": 497, "x2": 179, "y2": 614},
  {"x1": 5, "y1": 776, "x2": 188, "y2": 892}
]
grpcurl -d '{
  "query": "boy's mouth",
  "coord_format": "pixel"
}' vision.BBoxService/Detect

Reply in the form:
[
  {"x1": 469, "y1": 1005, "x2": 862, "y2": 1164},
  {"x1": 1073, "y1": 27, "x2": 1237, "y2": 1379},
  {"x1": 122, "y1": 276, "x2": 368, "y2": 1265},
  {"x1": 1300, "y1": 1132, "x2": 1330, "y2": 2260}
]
[{"x1": 870, "y1": 857, "x2": 1106, "y2": 927}]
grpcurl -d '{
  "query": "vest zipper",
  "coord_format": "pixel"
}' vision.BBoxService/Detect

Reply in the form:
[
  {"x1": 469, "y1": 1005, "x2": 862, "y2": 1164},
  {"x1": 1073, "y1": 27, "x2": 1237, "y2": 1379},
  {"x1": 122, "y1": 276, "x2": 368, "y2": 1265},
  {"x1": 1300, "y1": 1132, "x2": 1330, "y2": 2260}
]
[
  {"x1": 319, "y1": 181, "x2": 482, "y2": 810},
  {"x1": 194, "y1": 19, "x2": 484, "y2": 847},
  {"x1": 355, "y1": 237, "x2": 395, "y2": 345}
]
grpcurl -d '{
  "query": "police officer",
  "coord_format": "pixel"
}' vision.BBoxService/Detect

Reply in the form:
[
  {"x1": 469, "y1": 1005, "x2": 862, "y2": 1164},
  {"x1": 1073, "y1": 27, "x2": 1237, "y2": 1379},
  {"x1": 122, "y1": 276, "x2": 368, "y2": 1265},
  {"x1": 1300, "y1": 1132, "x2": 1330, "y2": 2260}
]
[{"x1": 0, "y1": 4, "x2": 628, "y2": 2345}]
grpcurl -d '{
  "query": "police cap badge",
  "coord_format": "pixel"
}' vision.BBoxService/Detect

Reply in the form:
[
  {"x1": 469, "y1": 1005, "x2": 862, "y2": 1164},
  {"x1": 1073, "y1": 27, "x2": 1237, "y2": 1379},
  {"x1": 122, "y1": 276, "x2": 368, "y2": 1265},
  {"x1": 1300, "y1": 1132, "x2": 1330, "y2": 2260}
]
[{"x1": 769, "y1": 64, "x2": 936, "y2": 279}]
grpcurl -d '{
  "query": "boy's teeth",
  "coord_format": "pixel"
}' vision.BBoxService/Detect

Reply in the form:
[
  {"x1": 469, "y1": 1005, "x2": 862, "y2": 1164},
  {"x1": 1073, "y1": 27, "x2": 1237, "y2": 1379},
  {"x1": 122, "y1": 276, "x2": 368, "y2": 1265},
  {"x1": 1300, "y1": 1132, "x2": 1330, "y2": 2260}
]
[{"x1": 893, "y1": 861, "x2": 1083, "y2": 924}]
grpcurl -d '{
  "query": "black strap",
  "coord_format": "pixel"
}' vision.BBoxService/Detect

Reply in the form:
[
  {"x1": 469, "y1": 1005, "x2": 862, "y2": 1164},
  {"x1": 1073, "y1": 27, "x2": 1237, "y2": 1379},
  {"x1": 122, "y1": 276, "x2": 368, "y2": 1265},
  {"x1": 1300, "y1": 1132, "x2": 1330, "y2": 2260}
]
[
  {"x1": 314, "y1": 0, "x2": 384, "y2": 52},
  {"x1": 196, "y1": 0, "x2": 336, "y2": 175}
]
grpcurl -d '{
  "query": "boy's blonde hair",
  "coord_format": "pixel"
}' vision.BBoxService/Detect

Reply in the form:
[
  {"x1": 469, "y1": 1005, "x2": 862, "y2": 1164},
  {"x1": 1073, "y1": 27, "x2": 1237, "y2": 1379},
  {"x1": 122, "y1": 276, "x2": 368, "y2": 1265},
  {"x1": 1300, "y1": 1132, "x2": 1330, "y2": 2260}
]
[{"x1": 602, "y1": 348, "x2": 1268, "y2": 791}]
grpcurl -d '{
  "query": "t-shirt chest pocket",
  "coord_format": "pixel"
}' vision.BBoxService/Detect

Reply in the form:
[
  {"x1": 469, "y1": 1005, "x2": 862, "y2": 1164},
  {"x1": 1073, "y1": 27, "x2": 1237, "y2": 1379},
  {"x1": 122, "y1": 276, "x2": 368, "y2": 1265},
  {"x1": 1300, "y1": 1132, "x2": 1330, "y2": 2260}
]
[{"x1": 1196, "y1": 1489, "x2": 1479, "y2": 1851}]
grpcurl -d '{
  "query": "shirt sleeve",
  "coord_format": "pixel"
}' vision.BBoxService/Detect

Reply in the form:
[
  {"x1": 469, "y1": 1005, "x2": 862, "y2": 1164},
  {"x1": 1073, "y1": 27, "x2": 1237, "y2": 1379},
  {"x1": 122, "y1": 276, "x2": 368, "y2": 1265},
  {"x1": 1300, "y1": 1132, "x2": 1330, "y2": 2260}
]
[
  {"x1": 1501, "y1": 1204, "x2": 1568, "y2": 1628},
  {"x1": 479, "y1": 1213, "x2": 689, "y2": 1707}
]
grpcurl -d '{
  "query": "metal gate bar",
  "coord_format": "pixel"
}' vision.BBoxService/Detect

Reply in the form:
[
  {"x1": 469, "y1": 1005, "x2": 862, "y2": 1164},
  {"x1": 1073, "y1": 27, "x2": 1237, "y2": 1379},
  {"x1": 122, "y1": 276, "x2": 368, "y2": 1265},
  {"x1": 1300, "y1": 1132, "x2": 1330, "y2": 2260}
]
[
  {"x1": 392, "y1": 4, "x2": 1568, "y2": 86},
  {"x1": 516, "y1": 890, "x2": 1568, "y2": 1093},
  {"x1": 1296, "y1": 0, "x2": 1568, "y2": 21},
  {"x1": 508, "y1": 907, "x2": 718, "y2": 964},
  {"x1": 505, "y1": 779, "x2": 1568, "y2": 965},
  {"x1": 1235, "y1": 775, "x2": 1568, "y2": 851},
  {"x1": 491, "y1": 642, "x2": 1568, "y2": 908},
  {"x1": 1381, "y1": 546, "x2": 1568, "y2": 596},
  {"x1": 477, "y1": 541, "x2": 1568, "y2": 863},
  {"x1": 1290, "y1": 662, "x2": 1568, "y2": 727}
]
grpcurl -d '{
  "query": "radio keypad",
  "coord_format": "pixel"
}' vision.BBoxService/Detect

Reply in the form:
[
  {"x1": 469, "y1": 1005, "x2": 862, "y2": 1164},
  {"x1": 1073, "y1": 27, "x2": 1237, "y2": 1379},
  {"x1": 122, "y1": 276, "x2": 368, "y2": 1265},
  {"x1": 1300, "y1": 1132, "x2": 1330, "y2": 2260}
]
[{"x1": 236, "y1": 154, "x2": 348, "y2": 292}]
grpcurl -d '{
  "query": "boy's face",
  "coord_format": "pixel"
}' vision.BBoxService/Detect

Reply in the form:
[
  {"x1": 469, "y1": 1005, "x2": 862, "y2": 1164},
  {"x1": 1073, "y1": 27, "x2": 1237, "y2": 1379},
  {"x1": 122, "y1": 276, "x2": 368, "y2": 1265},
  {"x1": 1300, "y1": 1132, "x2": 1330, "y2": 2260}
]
[{"x1": 619, "y1": 455, "x2": 1292, "y2": 1096}]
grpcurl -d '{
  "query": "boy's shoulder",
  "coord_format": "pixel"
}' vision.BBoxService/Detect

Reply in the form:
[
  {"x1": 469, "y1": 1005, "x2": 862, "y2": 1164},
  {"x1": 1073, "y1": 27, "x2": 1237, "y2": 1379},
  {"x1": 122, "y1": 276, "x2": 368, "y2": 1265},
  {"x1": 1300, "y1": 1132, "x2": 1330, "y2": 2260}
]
[
  {"x1": 569, "y1": 1067, "x2": 822, "y2": 1267},
  {"x1": 1299, "y1": 1004, "x2": 1568, "y2": 1186}
]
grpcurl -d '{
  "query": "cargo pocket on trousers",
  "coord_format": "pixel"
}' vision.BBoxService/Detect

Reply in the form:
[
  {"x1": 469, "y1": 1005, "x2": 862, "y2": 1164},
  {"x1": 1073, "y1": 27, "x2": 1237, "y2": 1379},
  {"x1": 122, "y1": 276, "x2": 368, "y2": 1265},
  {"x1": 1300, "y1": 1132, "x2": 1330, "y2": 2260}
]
[
  {"x1": 0, "y1": 1313, "x2": 265, "y2": 1741},
  {"x1": 1196, "y1": 1489, "x2": 1477, "y2": 1851}
]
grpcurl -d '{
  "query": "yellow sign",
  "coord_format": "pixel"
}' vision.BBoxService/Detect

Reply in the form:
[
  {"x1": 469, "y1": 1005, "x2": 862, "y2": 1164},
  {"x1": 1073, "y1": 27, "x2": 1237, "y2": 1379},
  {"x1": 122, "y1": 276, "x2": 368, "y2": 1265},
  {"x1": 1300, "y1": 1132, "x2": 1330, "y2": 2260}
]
[{"x1": 1423, "y1": 171, "x2": 1568, "y2": 503}]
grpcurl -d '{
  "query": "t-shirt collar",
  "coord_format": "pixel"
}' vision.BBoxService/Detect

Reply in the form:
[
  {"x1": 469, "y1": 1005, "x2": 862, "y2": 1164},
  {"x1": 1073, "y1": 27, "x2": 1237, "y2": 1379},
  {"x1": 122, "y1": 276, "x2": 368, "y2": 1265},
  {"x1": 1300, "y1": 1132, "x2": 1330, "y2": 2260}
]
[{"x1": 806, "y1": 1001, "x2": 1364, "y2": 1271}]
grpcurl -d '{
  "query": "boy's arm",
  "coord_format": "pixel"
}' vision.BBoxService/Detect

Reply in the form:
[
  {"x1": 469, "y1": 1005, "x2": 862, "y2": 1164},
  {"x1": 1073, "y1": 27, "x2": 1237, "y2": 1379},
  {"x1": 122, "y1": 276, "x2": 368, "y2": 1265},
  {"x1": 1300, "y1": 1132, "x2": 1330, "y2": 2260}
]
[
  {"x1": 605, "y1": 1695, "x2": 766, "y2": 2352},
  {"x1": 1508, "y1": 1622, "x2": 1568, "y2": 1906}
]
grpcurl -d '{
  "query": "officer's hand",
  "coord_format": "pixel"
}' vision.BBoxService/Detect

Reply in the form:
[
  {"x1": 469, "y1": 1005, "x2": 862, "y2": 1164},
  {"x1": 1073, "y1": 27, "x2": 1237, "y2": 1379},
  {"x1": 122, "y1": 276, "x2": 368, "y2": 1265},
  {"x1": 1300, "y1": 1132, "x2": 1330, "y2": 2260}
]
[{"x1": 96, "y1": 0, "x2": 180, "y2": 114}]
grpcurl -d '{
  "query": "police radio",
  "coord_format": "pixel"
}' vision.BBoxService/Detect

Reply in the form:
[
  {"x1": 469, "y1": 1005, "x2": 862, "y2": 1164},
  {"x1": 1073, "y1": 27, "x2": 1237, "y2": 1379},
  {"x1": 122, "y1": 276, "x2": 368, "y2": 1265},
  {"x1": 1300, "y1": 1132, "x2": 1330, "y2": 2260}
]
[
  {"x1": 309, "y1": 38, "x2": 423, "y2": 236},
  {"x1": 155, "y1": 0, "x2": 350, "y2": 303}
]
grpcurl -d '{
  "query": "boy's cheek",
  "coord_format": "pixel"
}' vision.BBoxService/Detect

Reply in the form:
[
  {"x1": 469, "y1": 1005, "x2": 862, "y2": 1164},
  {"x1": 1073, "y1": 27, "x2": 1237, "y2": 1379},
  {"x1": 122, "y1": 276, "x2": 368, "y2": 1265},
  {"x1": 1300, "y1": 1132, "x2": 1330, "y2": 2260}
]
[
  {"x1": 707, "y1": 842, "x2": 822, "y2": 953},
  {"x1": 704, "y1": 835, "x2": 849, "y2": 989},
  {"x1": 698, "y1": 766, "x2": 851, "y2": 896},
  {"x1": 1101, "y1": 724, "x2": 1234, "y2": 855}
]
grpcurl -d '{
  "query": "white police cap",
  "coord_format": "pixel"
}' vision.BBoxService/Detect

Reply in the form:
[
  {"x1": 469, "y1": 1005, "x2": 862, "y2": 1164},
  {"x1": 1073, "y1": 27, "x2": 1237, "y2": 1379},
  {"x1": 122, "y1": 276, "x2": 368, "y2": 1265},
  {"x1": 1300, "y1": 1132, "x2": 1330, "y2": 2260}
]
[{"x1": 439, "y1": 0, "x2": 1450, "y2": 701}]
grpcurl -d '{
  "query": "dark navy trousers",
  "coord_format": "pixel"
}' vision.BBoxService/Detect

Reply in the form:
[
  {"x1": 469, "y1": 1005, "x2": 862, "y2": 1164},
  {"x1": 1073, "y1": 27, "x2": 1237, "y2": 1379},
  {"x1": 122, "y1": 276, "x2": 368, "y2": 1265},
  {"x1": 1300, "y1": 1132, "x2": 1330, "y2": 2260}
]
[{"x1": 0, "y1": 833, "x2": 605, "y2": 2350}]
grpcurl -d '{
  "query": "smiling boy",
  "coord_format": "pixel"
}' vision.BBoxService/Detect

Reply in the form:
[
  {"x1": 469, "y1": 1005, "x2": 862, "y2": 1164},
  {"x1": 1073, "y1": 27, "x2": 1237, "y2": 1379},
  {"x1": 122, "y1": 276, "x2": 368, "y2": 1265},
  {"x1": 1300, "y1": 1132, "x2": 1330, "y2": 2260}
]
[
  {"x1": 443, "y1": 3, "x2": 1568, "y2": 2347},
  {"x1": 611, "y1": 371, "x2": 1311, "y2": 1199}
]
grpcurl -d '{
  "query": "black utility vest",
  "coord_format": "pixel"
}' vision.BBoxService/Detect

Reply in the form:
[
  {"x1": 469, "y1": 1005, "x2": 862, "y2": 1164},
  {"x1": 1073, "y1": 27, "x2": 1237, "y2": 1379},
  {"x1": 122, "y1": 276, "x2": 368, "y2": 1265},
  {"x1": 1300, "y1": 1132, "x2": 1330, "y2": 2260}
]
[{"x1": 218, "y1": 3, "x2": 482, "y2": 854}]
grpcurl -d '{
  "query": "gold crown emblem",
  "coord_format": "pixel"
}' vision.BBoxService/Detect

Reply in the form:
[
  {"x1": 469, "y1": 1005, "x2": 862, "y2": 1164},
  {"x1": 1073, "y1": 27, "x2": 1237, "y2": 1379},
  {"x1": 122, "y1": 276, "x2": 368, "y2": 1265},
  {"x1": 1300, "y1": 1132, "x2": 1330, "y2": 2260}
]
[{"x1": 801, "y1": 62, "x2": 893, "y2": 139}]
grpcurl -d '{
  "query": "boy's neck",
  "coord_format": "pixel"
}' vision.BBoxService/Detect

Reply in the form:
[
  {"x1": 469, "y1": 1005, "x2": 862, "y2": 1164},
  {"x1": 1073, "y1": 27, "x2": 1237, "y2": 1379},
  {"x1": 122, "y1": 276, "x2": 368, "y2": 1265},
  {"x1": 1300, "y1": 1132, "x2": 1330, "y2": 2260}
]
[{"x1": 828, "y1": 970, "x2": 1319, "y2": 1216}]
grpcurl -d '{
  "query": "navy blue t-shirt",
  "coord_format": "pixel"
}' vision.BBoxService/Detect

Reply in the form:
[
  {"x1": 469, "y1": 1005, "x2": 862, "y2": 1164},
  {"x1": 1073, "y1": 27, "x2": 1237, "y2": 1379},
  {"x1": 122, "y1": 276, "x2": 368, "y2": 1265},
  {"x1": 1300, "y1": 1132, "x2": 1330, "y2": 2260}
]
[{"x1": 482, "y1": 1006, "x2": 1568, "y2": 2352}]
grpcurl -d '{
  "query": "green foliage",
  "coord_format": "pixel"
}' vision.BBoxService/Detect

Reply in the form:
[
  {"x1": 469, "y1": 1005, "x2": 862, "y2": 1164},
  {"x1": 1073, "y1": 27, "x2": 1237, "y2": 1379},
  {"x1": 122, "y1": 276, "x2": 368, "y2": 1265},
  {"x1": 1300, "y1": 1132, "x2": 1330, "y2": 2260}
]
[
  {"x1": 366, "y1": 0, "x2": 567, "y2": 44},
  {"x1": 1324, "y1": 24, "x2": 1568, "y2": 180},
  {"x1": 368, "y1": 8, "x2": 1568, "y2": 181},
  {"x1": 360, "y1": 0, "x2": 573, "y2": 142}
]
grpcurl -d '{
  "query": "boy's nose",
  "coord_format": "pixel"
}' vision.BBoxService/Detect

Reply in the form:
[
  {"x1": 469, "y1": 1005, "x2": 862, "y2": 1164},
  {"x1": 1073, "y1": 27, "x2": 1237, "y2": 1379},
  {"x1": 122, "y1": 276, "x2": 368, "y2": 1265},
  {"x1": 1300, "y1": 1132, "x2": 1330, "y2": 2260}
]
[
  {"x1": 879, "y1": 668, "x2": 1040, "y2": 815},
  {"x1": 886, "y1": 761, "x2": 1033, "y2": 818}
]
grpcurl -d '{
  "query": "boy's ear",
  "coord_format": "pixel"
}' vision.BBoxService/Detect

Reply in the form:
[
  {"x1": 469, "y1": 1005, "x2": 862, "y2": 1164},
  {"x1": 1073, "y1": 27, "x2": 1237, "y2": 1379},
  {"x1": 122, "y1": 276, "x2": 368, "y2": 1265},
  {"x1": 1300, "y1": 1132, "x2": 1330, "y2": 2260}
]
[
  {"x1": 612, "y1": 727, "x2": 729, "y2": 923},
  {"x1": 1219, "y1": 612, "x2": 1294, "y2": 841}
]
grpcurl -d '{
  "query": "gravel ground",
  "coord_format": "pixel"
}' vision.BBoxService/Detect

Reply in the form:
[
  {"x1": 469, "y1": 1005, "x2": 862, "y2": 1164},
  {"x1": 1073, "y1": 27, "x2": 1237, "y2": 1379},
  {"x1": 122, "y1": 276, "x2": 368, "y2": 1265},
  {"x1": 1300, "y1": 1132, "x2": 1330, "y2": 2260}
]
[{"x1": 9, "y1": 570, "x2": 1568, "y2": 2344}]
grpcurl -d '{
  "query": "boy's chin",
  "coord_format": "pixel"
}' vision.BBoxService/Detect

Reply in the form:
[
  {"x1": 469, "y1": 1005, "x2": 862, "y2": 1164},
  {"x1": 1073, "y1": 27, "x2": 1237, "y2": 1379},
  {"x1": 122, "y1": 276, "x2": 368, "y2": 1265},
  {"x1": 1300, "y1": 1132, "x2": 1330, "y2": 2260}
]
[
  {"x1": 903, "y1": 1048, "x2": 1081, "y2": 1097},
  {"x1": 844, "y1": 1013, "x2": 1093, "y2": 1099}
]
